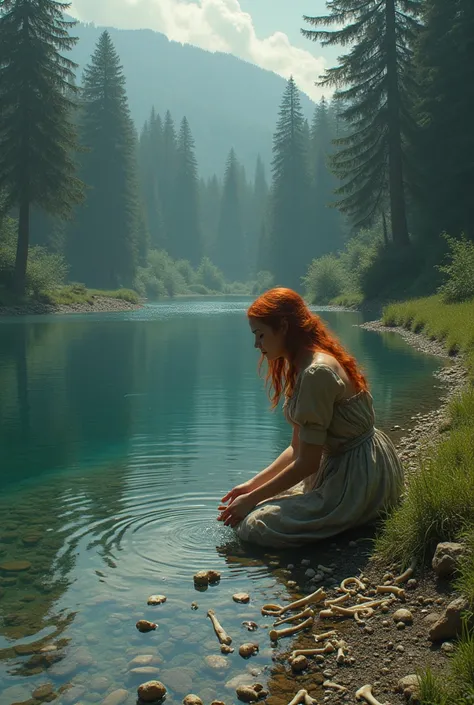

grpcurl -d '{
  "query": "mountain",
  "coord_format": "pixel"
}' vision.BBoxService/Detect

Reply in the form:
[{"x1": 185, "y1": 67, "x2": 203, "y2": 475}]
[{"x1": 70, "y1": 20, "x2": 316, "y2": 177}]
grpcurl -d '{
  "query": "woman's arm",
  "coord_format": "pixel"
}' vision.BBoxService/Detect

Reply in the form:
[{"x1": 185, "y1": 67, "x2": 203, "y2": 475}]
[{"x1": 249, "y1": 427, "x2": 300, "y2": 490}]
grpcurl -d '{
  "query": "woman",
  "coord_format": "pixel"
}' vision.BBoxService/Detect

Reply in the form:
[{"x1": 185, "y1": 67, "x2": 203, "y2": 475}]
[{"x1": 217, "y1": 287, "x2": 403, "y2": 548}]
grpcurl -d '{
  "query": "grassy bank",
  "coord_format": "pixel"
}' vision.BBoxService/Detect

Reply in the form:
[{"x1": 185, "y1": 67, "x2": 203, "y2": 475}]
[
  {"x1": 376, "y1": 296, "x2": 474, "y2": 703},
  {"x1": 0, "y1": 284, "x2": 141, "y2": 308}
]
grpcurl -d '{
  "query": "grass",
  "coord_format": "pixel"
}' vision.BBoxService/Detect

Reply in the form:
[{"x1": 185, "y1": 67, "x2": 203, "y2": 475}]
[
  {"x1": 376, "y1": 295, "x2": 474, "y2": 703},
  {"x1": 42, "y1": 285, "x2": 141, "y2": 306},
  {"x1": 330, "y1": 292, "x2": 364, "y2": 308}
]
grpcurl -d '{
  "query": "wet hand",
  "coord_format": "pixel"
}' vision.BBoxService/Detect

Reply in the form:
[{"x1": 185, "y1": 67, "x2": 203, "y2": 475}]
[
  {"x1": 217, "y1": 494, "x2": 256, "y2": 528},
  {"x1": 220, "y1": 481, "x2": 252, "y2": 506}
]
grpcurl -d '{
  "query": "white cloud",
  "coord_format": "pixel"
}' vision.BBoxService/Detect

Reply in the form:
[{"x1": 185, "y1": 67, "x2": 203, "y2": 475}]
[{"x1": 68, "y1": 0, "x2": 327, "y2": 101}]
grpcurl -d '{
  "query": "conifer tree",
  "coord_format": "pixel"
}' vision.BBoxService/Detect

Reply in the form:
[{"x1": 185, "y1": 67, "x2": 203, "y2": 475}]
[
  {"x1": 200, "y1": 175, "x2": 221, "y2": 259},
  {"x1": 269, "y1": 77, "x2": 312, "y2": 289},
  {"x1": 160, "y1": 111, "x2": 178, "y2": 244},
  {"x1": 303, "y1": 0, "x2": 422, "y2": 247},
  {"x1": 67, "y1": 30, "x2": 140, "y2": 288},
  {"x1": 172, "y1": 116, "x2": 201, "y2": 265},
  {"x1": 138, "y1": 108, "x2": 165, "y2": 249},
  {"x1": 215, "y1": 148, "x2": 246, "y2": 281},
  {"x1": 0, "y1": 0, "x2": 83, "y2": 294},
  {"x1": 248, "y1": 156, "x2": 268, "y2": 274}
]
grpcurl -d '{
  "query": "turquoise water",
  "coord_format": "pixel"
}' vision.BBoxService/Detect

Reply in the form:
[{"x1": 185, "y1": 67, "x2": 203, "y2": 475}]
[{"x1": 0, "y1": 299, "x2": 444, "y2": 704}]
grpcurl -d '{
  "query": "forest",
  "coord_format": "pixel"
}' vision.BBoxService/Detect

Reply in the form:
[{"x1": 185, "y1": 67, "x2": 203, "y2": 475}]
[{"x1": 0, "y1": 0, "x2": 473, "y2": 307}]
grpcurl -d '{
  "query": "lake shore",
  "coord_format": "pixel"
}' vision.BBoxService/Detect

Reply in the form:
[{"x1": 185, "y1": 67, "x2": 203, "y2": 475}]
[{"x1": 0, "y1": 295, "x2": 144, "y2": 317}]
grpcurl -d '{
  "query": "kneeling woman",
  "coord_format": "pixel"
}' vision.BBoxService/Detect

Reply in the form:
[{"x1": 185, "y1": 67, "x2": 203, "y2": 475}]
[{"x1": 218, "y1": 287, "x2": 403, "y2": 548}]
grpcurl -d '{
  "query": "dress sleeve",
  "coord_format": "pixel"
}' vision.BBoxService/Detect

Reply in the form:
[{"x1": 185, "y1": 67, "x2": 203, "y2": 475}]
[{"x1": 293, "y1": 365, "x2": 344, "y2": 445}]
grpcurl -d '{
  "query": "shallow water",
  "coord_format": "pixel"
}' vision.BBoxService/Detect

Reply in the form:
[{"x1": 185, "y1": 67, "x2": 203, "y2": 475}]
[{"x1": 0, "y1": 299, "x2": 445, "y2": 704}]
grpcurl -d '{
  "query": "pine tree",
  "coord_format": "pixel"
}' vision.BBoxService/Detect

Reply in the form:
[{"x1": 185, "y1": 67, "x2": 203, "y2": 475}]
[
  {"x1": 248, "y1": 156, "x2": 269, "y2": 275},
  {"x1": 414, "y1": 0, "x2": 474, "y2": 239},
  {"x1": 0, "y1": 0, "x2": 83, "y2": 294},
  {"x1": 172, "y1": 116, "x2": 201, "y2": 265},
  {"x1": 138, "y1": 108, "x2": 165, "y2": 249},
  {"x1": 200, "y1": 175, "x2": 221, "y2": 260},
  {"x1": 215, "y1": 148, "x2": 246, "y2": 281},
  {"x1": 303, "y1": 0, "x2": 422, "y2": 247},
  {"x1": 269, "y1": 77, "x2": 312, "y2": 290},
  {"x1": 67, "y1": 30, "x2": 141, "y2": 288},
  {"x1": 160, "y1": 110, "x2": 178, "y2": 245}
]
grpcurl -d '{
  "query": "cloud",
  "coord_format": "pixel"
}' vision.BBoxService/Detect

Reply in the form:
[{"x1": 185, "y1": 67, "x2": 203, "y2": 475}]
[{"x1": 68, "y1": 0, "x2": 327, "y2": 101}]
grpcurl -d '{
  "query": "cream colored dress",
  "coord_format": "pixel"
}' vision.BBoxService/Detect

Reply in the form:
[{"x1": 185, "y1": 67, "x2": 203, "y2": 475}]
[{"x1": 236, "y1": 363, "x2": 404, "y2": 548}]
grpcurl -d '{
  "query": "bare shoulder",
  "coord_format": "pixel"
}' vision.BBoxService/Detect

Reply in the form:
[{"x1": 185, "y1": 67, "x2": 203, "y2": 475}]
[{"x1": 310, "y1": 352, "x2": 353, "y2": 392}]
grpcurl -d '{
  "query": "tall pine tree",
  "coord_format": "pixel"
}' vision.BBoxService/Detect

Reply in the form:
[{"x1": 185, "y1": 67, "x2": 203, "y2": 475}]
[
  {"x1": 171, "y1": 117, "x2": 201, "y2": 265},
  {"x1": 303, "y1": 0, "x2": 422, "y2": 247},
  {"x1": 269, "y1": 77, "x2": 312, "y2": 290},
  {"x1": 159, "y1": 111, "x2": 178, "y2": 246},
  {"x1": 67, "y1": 31, "x2": 141, "y2": 288},
  {"x1": 200, "y1": 175, "x2": 221, "y2": 260},
  {"x1": 0, "y1": 0, "x2": 83, "y2": 294},
  {"x1": 215, "y1": 149, "x2": 246, "y2": 281},
  {"x1": 138, "y1": 108, "x2": 165, "y2": 249},
  {"x1": 248, "y1": 156, "x2": 268, "y2": 275}
]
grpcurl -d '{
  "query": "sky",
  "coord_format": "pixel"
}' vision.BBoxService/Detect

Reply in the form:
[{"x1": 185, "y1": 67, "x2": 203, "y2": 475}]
[{"x1": 68, "y1": 0, "x2": 339, "y2": 102}]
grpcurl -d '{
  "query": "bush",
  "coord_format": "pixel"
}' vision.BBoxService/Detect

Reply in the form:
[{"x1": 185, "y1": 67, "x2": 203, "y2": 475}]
[
  {"x1": 437, "y1": 234, "x2": 474, "y2": 304},
  {"x1": 134, "y1": 266, "x2": 167, "y2": 300},
  {"x1": 196, "y1": 257, "x2": 225, "y2": 292},
  {"x1": 188, "y1": 283, "x2": 210, "y2": 295},
  {"x1": 302, "y1": 254, "x2": 347, "y2": 304},
  {"x1": 175, "y1": 259, "x2": 197, "y2": 286},
  {"x1": 251, "y1": 270, "x2": 274, "y2": 296}
]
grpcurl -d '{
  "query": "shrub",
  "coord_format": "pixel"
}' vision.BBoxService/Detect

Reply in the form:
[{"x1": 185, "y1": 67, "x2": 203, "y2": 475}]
[
  {"x1": 134, "y1": 266, "x2": 167, "y2": 300},
  {"x1": 302, "y1": 254, "x2": 347, "y2": 304},
  {"x1": 188, "y1": 283, "x2": 210, "y2": 295},
  {"x1": 252, "y1": 270, "x2": 274, "y2": 296},
  {"x1": 196, "y1": 257, "x2": 225, "y2": 292},
  {"x1": 437, "y1": 234, "x2": 474, "y2": 304},
  {"x1": 175, "y1": 259, "x2": 197, "y2": 286}
]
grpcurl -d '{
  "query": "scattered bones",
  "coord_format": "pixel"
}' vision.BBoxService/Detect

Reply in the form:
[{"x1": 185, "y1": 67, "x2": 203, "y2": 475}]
[{"x1": 207, "y1": 609, "x2": 232, "y2": 645}]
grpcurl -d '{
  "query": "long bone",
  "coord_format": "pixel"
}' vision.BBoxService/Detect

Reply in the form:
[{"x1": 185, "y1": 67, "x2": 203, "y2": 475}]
[
  {"x1": 330, "y1": 605, "x2": 375, "y2": 621},
  {"x1": 324, "y1": 593, "x2": 351, "y2": 608},
  {"x1": 207, "y1": 609, "x2": 232, "y2": 645},
  {"x1": 335, "y1": 639, "x2": 348, "y2": 664},
  {"x1": 394, "y1": 558, "x2": 417, "y2": 585},
  {"x1": 291, "y1": 642, "x2": 335, "y2": 659},
  {"x1": 376, "y1": 585, "x2": 406, "y2": 600},
  {"x1": 314, "y1": 630, "x2": 338, "y2": 642},
  {"x1": 323, "y1": 682, "x2": 347, "y2": 693},
  {"x1": 356, "y1": 684, "x2": 389, "y2": 705},
  {"x1": 333, "y1": 598, "x2": 392, "y2": 612},
  {"x1": 303, "y1": 694, "x2": 318, "y2": 705},
  {"x1": 274, "y1": 607, "x2": 314, "y2": 627},
  {"x1": 261, "y1": 588, "x2": 326, "y2": 618},
  {"x1": 269, "y1": 615, "x2": 314, "y2": 642},
  {"x1": 286, "y1": 690, "x2": 308, "y2": 705},
  {"x1": 339, "y1": 577, "x2": 366, "y2": 594}
]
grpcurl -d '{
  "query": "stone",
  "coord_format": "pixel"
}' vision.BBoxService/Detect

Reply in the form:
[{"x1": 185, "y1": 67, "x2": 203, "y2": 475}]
[
  {"x1": 290, "y1": 655, "x2": 308, "y2": 672},
  {"x1": 32, "y1": 684, "x2": 54, "y2": 700},
  {"x1": 393, "y1": 609, "x2": 413, "y2": 625},
  {"x1": 432, "y1": 542, "x2": 465, "y2": 578},
  {"x1": 239, "y1": 643, "x2": 259, "y2": 658},
  {"x1": 183, "y1": 695, "x2": 203, "y2": 705},
  {"x1": 147, "y1": 594, "x2": 167, "y2": 606},
  {"x1": 130, "y1": 667, "x2": 161, "y2": 678},
  {"x1": 205, "y1": 654, "x2": 230, "y2": 670},
  {"x1": 102, "y1": 689, "x2": 129, "y2": 705},
  {"x1": 22, "y1": 535, "x2": 42, "y2": 546},
  {"x1": 301, "y1": 559, "x2": 311, "y2": 567},
  {"x1": 429, "y1": 597, "x2": 472, "y2": 641},
  {"x1": 128, "y1": 654, "x2": 162, "y2": 668},
  {"x1": 0, "y1": 560, "x2": 32, "y2": 572},
  {"x1": 62, "y1": 685, "x2": 86, "y2": 704},
  {"x1": 136, "y1": 620, "x2": 157, "y2": 633},
  {"x1": 160, "y1": 668, "x2": 194, "y2": 694},
  {"x1": 441, "y1": 641, "x2": 455, "y2": 654},
  {"x1": 137, "y1": 681, "x2": 167, "y2": 703},
  {"x1": 304, "y1": 568, "x2": 316, "y2": 579},
  {"x1": 233, "y1": 592, "x2": 250, "y2": 604},
  {"x1": 90, "y1": 677, "x2": 111, "y2": 693},
  {"x1": 396, "y1": 674, "x2": 421, "y2": 700}
]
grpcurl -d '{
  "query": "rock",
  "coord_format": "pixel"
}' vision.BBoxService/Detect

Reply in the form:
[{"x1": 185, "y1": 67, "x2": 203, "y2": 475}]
[
  {"x1": 62, "y1": 685, "x2": 86, "y2": 704},
  {"x1": 193, "y1": 570, "x2": 210, "y2": 586},
  {"x1": 301, "y1": 559, "x2": 311, "y2": 567},
  {"x1": 102, "y1": 689, "x2": 129, "y2": 705},
  {"x1": 191, "y1": 602, "x2": 199, "y2": 610},
  {"x1": 429, "y1": 597, "x2": 472, "y2": 641},
  {"x1": 183, "y1": 695, "x2": 203, "y2": 705},
  {"x1": 304, "y1": 568, "x2": 316, "y2": 579},
  {"x1": 130, "y1": 667, "x2": 161, "y2": 678},
  {"x1": 432, "y1": 542, "x2": 465, "y2": 578},
  {"x1": 90, "y1": 676, "x2": 111, "y2": 693},
  {"x1": 441, "y1": 641, "x2": 455, "y2": 654},
  {"x1": 205, "y1": 654, "x2": 230, "y2": 670},
  {"x1": 239, "y1": 643, "x2": 259, "y2": 658},
  {"x1": 233, "y1": 593, "x2": 250, "y2": 604},
  {"x1": 221, "y1": 644, "x2": 235, "y2": 654},
  {"x1": 242, "y1": 621, "x2": 258, "y2": 631},
  {"x1": 160, "y1": 668, "x2": 194, "y2": 694},
  {"x1": 423, "y1": 612, "x2": 441, "y2": 627},
  {"x1": 236, "y1": 685, "x2": 267, "y2": 703},
  {"x1": 147, "y1": 594, "x2": 167, "y2": 605},
  {"x1": 0, "y1": 560, "x2": 32, "y2": 572},
  {"x1": 226, "y1": 674, "x2": 254, "y2": 690},
  {"x1": 136, "y1": 620, "x2": 157, "y2": 633},
  {"x1": 32, "y1": 684, "x2": 54, "y2": 700},
  {"x1": 393, "y1": 609, "x2": 413, "y2": 625},
  {"x1": 290, "y1": 655, "x2": 308, "y2": 672},
  {"x1": 137, "y1": 680, "x2": 167, "y2": 703},
  {"x1": 128, "y1": 654, "x2": 161, "y2": 668},
  {"x1": 396, "y1": 674, "x2": 421, "y2": 700}
]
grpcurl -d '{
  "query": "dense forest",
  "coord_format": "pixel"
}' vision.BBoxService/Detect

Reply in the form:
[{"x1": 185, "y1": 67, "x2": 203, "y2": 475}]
[{"x1": 0, "y1": 0, "x2": 473, "y2": 305}]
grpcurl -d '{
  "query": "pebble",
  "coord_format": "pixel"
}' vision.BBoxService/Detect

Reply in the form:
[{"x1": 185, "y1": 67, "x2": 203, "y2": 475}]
[
  {"x1": 137, "y1": 681, "x2": 167, "y2": 703},
  {"x1": 396, "y1": 645, "x2": 405, "y2": 653},
  {"x1": 205, "y1": 655, "x2": 230, "y2": 670},
  {"x1": 301, "y1": 559, "x2": 311, "y2": 567},
  {"x1": 305, "y1": 568, "x2": 316, "y2": 579},
  {"x1": 136, "y1": 620, "x2": 157, "y2": 633},
  {"x1": 147, "y1": 594, "x2": 167, "y2": 605},
  {"x1": 0, "y1": 560, "x2": 32, "y2": 572},
  {"x1": 287, "y1": 564, "x2": 294, "y2": 570},
  {"x1": 441, "y1": 642, "x2": 455, "y2": 654},
  {"x1": 233, "y1": 593, "x2": 250, "y2": 604},
  {"x1": 32, "y1": 683, "x2": 54, "y2": 700},
  {"x1": 393, "y1": 609, "x2": 413, "y2": 625},
  {"x1": 102, "y1": 690, "x2": 129, "y2": 705}
]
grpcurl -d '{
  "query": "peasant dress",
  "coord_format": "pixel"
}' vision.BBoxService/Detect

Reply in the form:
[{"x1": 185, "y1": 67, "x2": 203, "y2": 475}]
[{"x1": 235, "y1": 363, "x2": 404, "y2": 548}]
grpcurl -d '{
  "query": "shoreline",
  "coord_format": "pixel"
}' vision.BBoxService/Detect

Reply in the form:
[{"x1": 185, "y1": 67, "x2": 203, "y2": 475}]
[{"x1": 0, "y1": 296, "x2": 144, "y2": 317}]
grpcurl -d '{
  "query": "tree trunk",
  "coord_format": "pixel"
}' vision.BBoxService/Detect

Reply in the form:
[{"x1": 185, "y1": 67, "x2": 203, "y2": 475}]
[
  {"x1": 386, "y1": 0, "x2": 410, "y2": 248},
  {"x1": 13, "y1": 195, "x2": 30, "y2": 296}
]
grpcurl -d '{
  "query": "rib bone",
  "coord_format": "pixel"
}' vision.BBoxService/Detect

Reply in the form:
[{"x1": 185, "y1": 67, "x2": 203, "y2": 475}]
[
  {"x1": 356, "y1": 684, "x2": 388, "y2": 705},
  {"x1": 274, "y1": 607, "x2": 314, "y2": 627},
  {"x1": 269, "y1": 615, "x2": 314, "y2": 642},
  {"x1": 291, "y1": 642, "x2": 335, "y2": 659},
  {"x1": 340, "y1": 577, "x2": 366, "y2": 594},
  {"x1": 207, "y1": 609, "x2": 232, "y2": 645},
  {"x1": 376, "y1": 585, "x2": 406, "y2": 600}
]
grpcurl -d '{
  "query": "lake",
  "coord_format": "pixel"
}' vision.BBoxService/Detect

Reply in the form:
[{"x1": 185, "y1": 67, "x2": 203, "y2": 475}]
[{"x1": 0, "y1": 299, "x2": 445, "y2": 705}]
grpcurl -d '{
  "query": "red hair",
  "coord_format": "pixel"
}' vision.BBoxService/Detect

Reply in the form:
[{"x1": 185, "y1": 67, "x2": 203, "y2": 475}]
[{"x1": 247, "y1": 287, "x2": 368, "y2": 408}]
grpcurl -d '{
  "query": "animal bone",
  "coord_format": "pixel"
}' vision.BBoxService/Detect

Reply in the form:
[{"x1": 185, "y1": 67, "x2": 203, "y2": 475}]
[
  {"x1": 394, "y1": 558, "x2": 417, "y2": 584},
  {"x1": 340, "y1": 577, "x2": 366, "y2": 594},
  {"x1": 303, "y1": 694, "x2": 318, "y2": 705},
  {"x1": 354, "y1": 609, "x2": 374, "y2": 625},
  {"x1": 323, "y1": 681, "x2": 347, "y2": 693},
  {"x1": 280, "y1": 588, "x2": 326, "y2": 615},
  {"x1": 319, "y1": 608, "x2": 335, "y2": 619},
  {"x1": 330, "y1": 605, "x2": 375, "y2": 621},
  {"x1": 261, "y1": 603, "x2": 283, "y2": 616},
  {"x1": 334, "y1": 598, "x2": 390, "y2": 612},
  {"x1": 356, "y1": 684, "x2": 388, "y2": 705},
  {"x1": 207, "y1": 609, "x2": 232, "y2": 645},
  {"x1": 269, "y1": 615, "x2": 314, "y2": 642},
  {"x1": 291, "y1": 642, "x2": 335, "y2": 659},
  {"x1": 357, "y1": 595, "x2": 376, "y2": 603},
  {"x1": 335, "y1": 639, "x2": 348, "y2": 664},
  {"x1": 286, "y1": 689, "x2": 308, "y2": 705},
  {"x1": 274, "y1": 607, "x2": 314, "y2": 627},
  {"x1": 324, "y1": 593, "x2": 351, "y2": 607},
  {"x1": 376, "y1": 585, "x2": 406, "y2": 600},
  {"x1": 242, "y1": 621, "x2": 258, "y2": 631},
  {"x1": 314, "y1": 630, "x2": 338, "y2": 642}
]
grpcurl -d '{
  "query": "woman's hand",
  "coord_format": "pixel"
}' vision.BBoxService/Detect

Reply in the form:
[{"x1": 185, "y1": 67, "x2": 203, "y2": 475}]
[
  {"x1": 217, "y1": 494, "x2": 256, "y2": 528},
  {"x1": 220, "y1": 481, "x2": 254, "y2": 506}
]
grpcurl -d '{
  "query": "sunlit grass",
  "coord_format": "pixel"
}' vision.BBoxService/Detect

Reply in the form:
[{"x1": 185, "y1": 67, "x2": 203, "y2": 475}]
[{"x1": 42, "y1": 285, "x2": 141, "y2": 306}]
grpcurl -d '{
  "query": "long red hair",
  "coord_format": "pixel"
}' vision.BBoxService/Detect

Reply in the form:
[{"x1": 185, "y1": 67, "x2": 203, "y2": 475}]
[{"x1": 248, "y1": 287, "x2": 368, "y2": 408}]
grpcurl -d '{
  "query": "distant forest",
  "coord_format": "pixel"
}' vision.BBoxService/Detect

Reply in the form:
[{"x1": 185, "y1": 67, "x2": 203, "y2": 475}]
[{"x1": 1, "y1": 0, "x2": 473, "y2": 303}]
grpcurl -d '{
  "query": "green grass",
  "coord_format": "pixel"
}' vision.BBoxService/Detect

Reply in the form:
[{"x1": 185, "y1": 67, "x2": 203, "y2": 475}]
[
  {"x1": 42, "y1": 285, "x2": 141, "y2": 306},
  {"x1": 377, "y1": 295, "x2": 474, "y2": 704},
  {"x1": 330, "y1": 292, "x2": 364, "y2": 308}
]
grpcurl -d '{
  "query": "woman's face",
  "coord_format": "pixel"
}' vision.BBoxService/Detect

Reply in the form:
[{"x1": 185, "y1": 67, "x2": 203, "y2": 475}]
[{"x1": 248, "y1": 317, "x2": 287, "y2": 361}]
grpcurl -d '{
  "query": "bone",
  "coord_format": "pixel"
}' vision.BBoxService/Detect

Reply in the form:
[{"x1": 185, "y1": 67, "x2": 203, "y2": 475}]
[
  {"x1": 394, "y1": 558, "x2": 417, "y2": 584},
  {"x1": 334, "y1": 598, "x2": 390, "y2": 612},
  {"x1": 324, "y1": 593, "x2": 351, "y2": 607},
  {"x1": 376, "y1": 585, "x2": 406, "y2": 599},
  {"x1": 323, "y1": 682, "x2": 347, "y2": 693},
  {"x1": 221, "y1": 644, "x2": 234, "y2": 654},
  {"x1": 354, "y1": 609, "x2": 374, "y2": 624},
  {"x1": 291, "y1": 642, "x2": 335, "y2": 659},
  {"x1": 269, "y1": 615, "x2": 314, "y2": 642},
  {"x1": 261, "y1": 603, "x2": 283, "y2": 616},
  {"x1": 330, "y1": 605, "x2": 375, "y2": 621},
  {"x1": 314, "y1": 630, "x2": 338, "y2": 642},
  {"x1": 340, "y1": 577, "x2": 366, "y2": 594},
  {"x1": 207, "y1": 609, "x2": 232, "y2": 645},
  {"x1": 286, "y1": 689, "x2": 308, "y2": 705},
  {"x1": 279, "y1": 588, "x2": 326, "y2": 615},
  {"x1": 355, "y1": 684, "x2": 388, "y2": 705},
  {"x1": 319, "y1": 608, "x2": 335, "y2": 619},
  {"x1": 335, "y1": 640, "x2": 348, "y2": 664},
  {"x1": 303, "y1": 694, "x2": 318, "y2": 705},
  {"x1": 274, "y1": 607, "x2": 314, "y2": 627}
]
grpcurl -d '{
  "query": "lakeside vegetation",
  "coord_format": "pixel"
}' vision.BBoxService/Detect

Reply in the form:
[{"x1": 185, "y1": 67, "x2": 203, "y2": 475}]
[{"x1": 375, "y1": 296, "x2": 474, "y2": 703}]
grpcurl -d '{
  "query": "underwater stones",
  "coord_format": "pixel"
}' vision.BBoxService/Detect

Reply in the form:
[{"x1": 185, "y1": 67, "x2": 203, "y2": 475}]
[
  {"x1": 137, "y1": 680, "x2": 167, "y2": 703},
  {"x1": 0, "y1": 559, "x2": 32, "y2": 572},
  {"x1": 136, "y1": 620, "x2": 158, "y2": 633},
  {"x1": 160, "y1": 668, "x2": 194, "y2": 694},
  {"x1": 129, "y1": 667, "x2": 162, "y2": 679},
  {"x1": 102, "y1": 689, "x2": 129, "y2": 705},
  {"x1": 128, "y1": 654, "x2": 162, "y2": 669},
  {"x1": 32, "y1": 683, "x2": 54, "y2": 700},
  {"x1": 90, "y1": 676, "x2": 111, "y2": 693},
  {"x1": 242, "y1": 621, "x2": 258, "y2": 632},
  {"x1": 239, "y1": 643, "x2": 259, "y2": 658},
  {"x1": 22, "y1": 534, "x2": 42, "y2": 546},
  {"x1": 233, "y1": 593, "x2": 250, "y2": 604},
  {"x1": 236, "y1": 684, "x2": 268, "y2": 703},
  {"x1": 183, "y1": 695, "x2": 203, "y2": 705},
  {"x1": 205, "y1": 654, "x2": 230, "y2": 670},
  {"x1": 147, "y1": 595, "x2": 167, "y2": 606}
]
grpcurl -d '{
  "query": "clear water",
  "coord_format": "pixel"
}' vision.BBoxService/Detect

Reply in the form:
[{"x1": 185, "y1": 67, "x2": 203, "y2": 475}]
[{"x1": 0, "y1": 299, "x2": 444, "y2": 704}]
